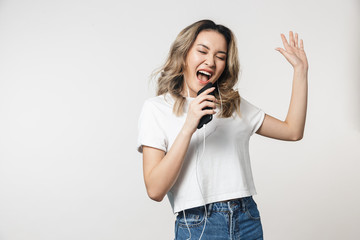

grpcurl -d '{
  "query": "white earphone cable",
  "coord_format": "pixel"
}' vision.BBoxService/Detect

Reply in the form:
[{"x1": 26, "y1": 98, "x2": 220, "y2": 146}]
[
  {"x1": 182, "y1": 83, "x2": 223, "y2": 240},
  {"x1": 195, "y1": 124, "x2": 208, "y2": 240},
  {"x1": 183, "y1": 124, "x2": 208, "y2": 240}
]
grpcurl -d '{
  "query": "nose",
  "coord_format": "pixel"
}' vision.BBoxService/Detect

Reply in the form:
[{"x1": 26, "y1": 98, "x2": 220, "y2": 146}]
[{"x1": 205, "y1": 56, "x2": 215, "y2": 68}]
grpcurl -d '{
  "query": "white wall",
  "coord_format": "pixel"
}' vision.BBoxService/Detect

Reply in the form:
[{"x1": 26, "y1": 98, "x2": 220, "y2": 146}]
[{"x1": 0, "y1": 0, "x2": 359, "y2": 239}]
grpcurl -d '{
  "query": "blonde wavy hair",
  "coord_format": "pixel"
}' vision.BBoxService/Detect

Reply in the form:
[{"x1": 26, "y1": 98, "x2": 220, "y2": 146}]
[{"x1": 155, "y1": 19, "x2": 241, "y2": 118}]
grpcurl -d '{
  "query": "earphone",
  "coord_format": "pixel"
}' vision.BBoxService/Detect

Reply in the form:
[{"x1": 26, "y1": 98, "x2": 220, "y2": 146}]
[{"x1": 182, "y1": 80, "x2": 223, "y2": 240}]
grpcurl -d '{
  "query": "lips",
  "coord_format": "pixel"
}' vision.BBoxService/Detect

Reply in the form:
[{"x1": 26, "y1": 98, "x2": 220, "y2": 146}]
[{"x1": 197, "y1": 69, "x2": 213, "y2": 84}]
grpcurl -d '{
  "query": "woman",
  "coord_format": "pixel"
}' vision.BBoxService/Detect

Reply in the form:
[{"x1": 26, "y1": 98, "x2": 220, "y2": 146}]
[{"x1": 137, "y1": 19, "x2": 308, "y2": 240}]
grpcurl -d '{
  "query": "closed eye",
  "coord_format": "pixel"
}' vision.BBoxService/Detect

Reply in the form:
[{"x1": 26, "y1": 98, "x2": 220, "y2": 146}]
[
  {"x1": 217, "y1": 56, "x2": 225, "y2": 60},
  {"x1": 198, "y1": 50, "x2": 206, "y2": 54}
]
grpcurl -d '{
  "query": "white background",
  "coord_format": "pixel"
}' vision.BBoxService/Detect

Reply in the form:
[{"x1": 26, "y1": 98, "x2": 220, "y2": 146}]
[{"x1": 0, "y1": 0, "x2": 359, "y2": 239}]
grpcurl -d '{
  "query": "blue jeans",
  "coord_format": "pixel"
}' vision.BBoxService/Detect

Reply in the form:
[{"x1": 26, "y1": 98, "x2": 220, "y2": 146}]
[{"x1": 175, "y1": 196, "x2": 263, "y2": 240}]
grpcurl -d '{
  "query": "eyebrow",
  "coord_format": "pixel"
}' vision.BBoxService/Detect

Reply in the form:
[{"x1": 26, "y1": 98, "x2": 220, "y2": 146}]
[{"x1": 197, "y1": 44, "x2": 227, "y2": 55}]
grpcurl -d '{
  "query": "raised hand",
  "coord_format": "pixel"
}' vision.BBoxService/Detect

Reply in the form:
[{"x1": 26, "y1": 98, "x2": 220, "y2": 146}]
[{"x1": 275, "y1": 31, "x2": 308, "y2": 71}]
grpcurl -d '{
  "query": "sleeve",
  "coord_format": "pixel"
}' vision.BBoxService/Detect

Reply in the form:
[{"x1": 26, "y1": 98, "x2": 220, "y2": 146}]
[
  {"x1": 240, "y1": 97, "x2": 266, "y2": 136},
  {"x1": 137, "y1": 100, "x2": 168, "y2": 153}
]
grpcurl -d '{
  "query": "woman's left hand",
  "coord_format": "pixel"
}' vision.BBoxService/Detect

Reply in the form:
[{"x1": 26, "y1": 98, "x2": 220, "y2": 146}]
[{"x1": 276, "y1": 31, "x2": 308, "y2": 71}]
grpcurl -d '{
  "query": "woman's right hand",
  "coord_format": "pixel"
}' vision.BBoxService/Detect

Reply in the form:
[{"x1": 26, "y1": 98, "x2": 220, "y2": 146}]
[{"x1": 182, "y1": 87, "x2": 217, "y2": 135}]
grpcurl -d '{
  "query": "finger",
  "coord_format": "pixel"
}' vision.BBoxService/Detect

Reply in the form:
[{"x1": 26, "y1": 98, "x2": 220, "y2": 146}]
[
  {"x1": 199, "y1": 101, "x2": 216, "y2": 110},
  {"x1": 198, "y1": 87, "x2": 215, "y2": 97},
  {"x1": 203, "y1": 94, "x2": 217, "y2": 102},
  {"x1": 295, "y1": 32, "x2": 298, "y2": 48},
  {"x1": 280, "y1": 33, "x2": 289, "y2": 49},
  {"x1": 289, "y1": 31, "x2": 295, "y2": 47},
  {"x1": 194, "y1": 87, "x2": 215, "y2": 104},
  {"x1": 300, "y1": 39, "x2": 304, "y2": 50},
  {"x1": 202, "y1": 109, "x2": 216, "y2": 116},
  {"x1": 197, "y1": 92, "x2": 216, "y2": 103},
  {"x1": 275, "y1": 47, "x2": 290, "y2": 58},
  {"x1": 198, "y1": 109, "x2": 216, "y2": 117}
]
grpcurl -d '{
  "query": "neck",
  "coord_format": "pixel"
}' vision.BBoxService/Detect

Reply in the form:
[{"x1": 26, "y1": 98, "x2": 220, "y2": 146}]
[
  {"x1": 182, "y1": 80, "x2": 196, "y2": 98},
  {"x1": 181, "y1": 88, "x2": 196, "y2": 98}
]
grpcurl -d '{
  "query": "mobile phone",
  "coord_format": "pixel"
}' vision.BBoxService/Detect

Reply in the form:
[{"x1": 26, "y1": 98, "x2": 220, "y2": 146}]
[{"x1": 197, "y1": 82, "x2": 215, "y2": 129}]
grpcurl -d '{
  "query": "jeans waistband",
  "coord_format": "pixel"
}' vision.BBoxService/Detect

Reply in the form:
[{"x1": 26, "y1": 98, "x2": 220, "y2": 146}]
[
  {"x1": 206, "y1": 196, "x2": 252, "y2": 217},
  {"x1": 177, "y1": 196, "x2": 253, "y2": 218}
]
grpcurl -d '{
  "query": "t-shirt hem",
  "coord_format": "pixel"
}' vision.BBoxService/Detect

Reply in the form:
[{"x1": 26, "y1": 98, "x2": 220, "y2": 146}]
[{"x1": 172, "y1": 190, "x2": 257, "y2": 214}]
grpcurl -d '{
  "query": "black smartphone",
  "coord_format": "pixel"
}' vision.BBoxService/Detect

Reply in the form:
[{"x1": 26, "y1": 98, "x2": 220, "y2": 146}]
[{"x1": 197, "y1": 82, "x2": 215, "y2": 129}]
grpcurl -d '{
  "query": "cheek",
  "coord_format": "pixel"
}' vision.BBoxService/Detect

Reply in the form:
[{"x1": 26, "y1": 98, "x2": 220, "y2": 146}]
[
  {"x1": 190, "y1": 55, "x2": 203, "y2": 66},
  {"x1": 184, "y1": 57, "x2": 195, "y2": 73},
  {"x1": 217, "y1": 64, "x2": 226, "y2": 77}
]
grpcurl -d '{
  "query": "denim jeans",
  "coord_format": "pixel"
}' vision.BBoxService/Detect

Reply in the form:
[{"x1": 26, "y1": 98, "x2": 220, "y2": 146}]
[{"x1": 175, "y1": 196, "x2": 263, "y2": 240}]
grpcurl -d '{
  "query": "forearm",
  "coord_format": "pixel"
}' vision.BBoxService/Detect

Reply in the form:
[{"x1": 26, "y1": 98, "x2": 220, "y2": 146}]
[
  {"x1": 145, "y1": 126, "x2": 193, "y2": 201},
  {"x1": 284, "y1": 67, "x2": 308, "y2": 139}
]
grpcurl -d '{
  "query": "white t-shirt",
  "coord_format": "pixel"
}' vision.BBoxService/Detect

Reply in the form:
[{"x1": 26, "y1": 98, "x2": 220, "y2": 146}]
[{"x1": 137, "y1": 92, "x2": 265, "y2": 214}]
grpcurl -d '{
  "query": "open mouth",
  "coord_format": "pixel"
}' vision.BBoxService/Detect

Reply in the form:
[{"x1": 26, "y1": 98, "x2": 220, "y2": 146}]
[{"x1": 197, "y1": 70, "x2": 212, "y2": 83}]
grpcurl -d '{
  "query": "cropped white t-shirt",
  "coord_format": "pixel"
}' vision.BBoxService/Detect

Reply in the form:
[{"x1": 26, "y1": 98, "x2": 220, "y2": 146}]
[{"x1": 137, "y1": 92, "x2": 265, "y2": 214}]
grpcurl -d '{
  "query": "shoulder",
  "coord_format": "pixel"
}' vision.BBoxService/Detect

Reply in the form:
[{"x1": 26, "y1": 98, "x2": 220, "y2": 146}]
[
  {"x1": 238, "y1": 96, "x2": 264, "y2": 122},
  {"x1": 239, "y1": 96, "x2": 262, "y2": 113}
]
